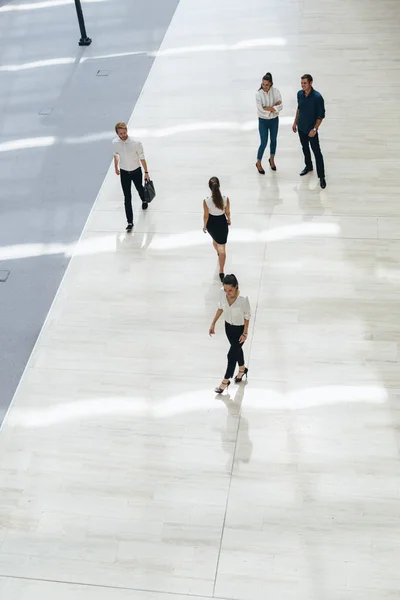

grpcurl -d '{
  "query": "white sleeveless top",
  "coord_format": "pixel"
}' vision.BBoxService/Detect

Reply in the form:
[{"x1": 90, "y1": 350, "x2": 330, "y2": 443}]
[{"x1": 206, "y1": 195, "x2": 227, "y2": 216}]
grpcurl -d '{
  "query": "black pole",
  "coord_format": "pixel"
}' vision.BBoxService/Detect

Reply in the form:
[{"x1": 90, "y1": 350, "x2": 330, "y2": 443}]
[{"x1": 74, "y1": 0, "x2": 92, "y2": 46}]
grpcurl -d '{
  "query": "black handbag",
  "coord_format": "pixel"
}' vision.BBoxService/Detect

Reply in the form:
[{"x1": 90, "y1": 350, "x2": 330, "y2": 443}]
[{"x1": 144, "y1": 179, "x2": 156, "y2": 203}]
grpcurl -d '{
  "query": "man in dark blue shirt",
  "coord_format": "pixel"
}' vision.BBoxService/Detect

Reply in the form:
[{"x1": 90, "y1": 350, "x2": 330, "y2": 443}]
[{"x1": 292, "y1": 74, "x2": 326, "y2": 189}]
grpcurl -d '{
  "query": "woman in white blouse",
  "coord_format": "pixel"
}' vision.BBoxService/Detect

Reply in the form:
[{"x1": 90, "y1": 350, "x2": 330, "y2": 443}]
[
  {"x1": 203, "y1": 176, "x2": 231, "y2": 282},
  {"x1": 255, "y1": 72, "x2": 283, "y2": 174},
  {"x1": 209, "y1": 274, "x2": 251, "y2": 394}
]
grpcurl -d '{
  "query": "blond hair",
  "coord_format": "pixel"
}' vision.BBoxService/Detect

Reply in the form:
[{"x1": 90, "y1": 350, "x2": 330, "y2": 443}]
[{"x1": 115, "y1": 122, "x2": 127, "y2": 134}]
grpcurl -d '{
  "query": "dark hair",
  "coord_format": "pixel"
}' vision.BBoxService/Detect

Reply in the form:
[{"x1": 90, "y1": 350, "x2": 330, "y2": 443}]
[
  {"x1": 259, "y1": 72, "x2": 273, "y2": 90},
  {"x1": 223, "y1": 274, "x2": 238, "y2": 288},
  {"x1": 208, "y1": 176, "x2": 224, "y2": 211},
  {"x1": 301, "y1": 73, "x2": 313, "y2": 83}
]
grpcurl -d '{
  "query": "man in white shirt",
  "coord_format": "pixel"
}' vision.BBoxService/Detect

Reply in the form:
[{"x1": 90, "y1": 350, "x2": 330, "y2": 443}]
[{"x1": 113, "y1": 122, "x2": 151, "y2": 231}]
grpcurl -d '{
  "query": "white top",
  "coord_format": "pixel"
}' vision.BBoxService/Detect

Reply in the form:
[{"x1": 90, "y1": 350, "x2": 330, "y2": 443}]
[
  {"x1": 112, "y1": 136, "x2": 145, "y2": 171},
  {"x1": 256, "y1": 87, "x2": 283, "y2": 120},
  {"x1": 218, "y1": 291, "x2": 251, "y2": 325},
  {"x1": 205, "y1": 195, "x2": 227, "y2": 216}
]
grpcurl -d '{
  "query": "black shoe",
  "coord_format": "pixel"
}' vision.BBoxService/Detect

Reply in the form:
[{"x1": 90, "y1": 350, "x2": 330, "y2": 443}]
[
  {"x1": 219, "y1": 272, "x2": 224, "y2": 283},
  {"x1": 300, "y1": 167, "x2": 313, "y2": 176},
  {"x1": 256, "y1": 163, "x2": 265, "y2": 175},
  {"x1": 268, "y1": 158, "x2": 277, "y2": 171},
  {"x1": 142, "y1": 201, "x2": 148, "y2": 210},
  {"x1": 215, "y1": 380, "x2": 230, "y2": 394},
  {"x1": 234, "y1": 367, "x2": 248, "y2": 383},
  {"x1": 320, "y1": 177, "x2": 326, "y2": 189},
  {"x1": 126, "y1": 223, "x2": 133, "y2": 231}
]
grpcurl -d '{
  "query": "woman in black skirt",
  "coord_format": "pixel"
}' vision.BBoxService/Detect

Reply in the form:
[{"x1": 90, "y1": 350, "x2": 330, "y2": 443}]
[{"x1": 203, "y1": 176, "x2": 231, "y2": 282}]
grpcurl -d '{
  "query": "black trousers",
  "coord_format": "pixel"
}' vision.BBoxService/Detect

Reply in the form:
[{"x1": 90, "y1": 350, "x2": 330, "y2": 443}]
[
  {"x1": 120, "y1": 167, "x2": 145, "y2": 223},
  {"x1": 298, "y1": 130, "x2": 325, "y2": 178},
  {"x1": 224, "y1": 322, "x2": 245, "y2": 379}
]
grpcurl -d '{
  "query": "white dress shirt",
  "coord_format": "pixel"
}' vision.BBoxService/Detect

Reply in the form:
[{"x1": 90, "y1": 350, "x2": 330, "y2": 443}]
[
  {"x1": 205, "y1": 195, "x2": 227, "y2": 216},
  {"x1": 256, "y1": 87, "x2": 283, "y2": 120},
  {"x1": 112, "y1": 137, "x2": 145, "y2": 171},
  {"x1": 219, "y1": 292, "x2": 251, "y2": 325}
]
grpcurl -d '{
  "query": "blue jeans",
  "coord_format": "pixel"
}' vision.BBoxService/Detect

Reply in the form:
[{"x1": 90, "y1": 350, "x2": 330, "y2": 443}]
[{"x1": 257, "y1": 117, "x2": 279, "y2": 160}]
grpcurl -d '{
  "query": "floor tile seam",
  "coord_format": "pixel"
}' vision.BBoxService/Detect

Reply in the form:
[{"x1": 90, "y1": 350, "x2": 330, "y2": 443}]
[
  {"x1": 211, "y1": 225, "x2": 269, "y2": 595},
  {"x1": 0, "y1": 574, "x2": 233, "y2": 600},
  {"x1": 211, "y1": 395, "x2": 242, "y2": 597}
]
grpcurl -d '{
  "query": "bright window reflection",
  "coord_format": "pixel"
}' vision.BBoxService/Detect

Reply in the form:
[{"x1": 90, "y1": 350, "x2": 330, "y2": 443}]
[
  {"x1": 0, "y1": 0, "x2": 107, "y2": 12},
  {"x1": 80, "y1": 37, "x2": 287, "y2": 63},
  {"x1": 81, "y1": 51, "x2": 146, "y2": 63},
  {"x1": 148, "y1": 223, "x2": 340, "y2": 251},
  {"x1": 1, "y1": 36, "x2": 286, "y2": 71},
  {"x1": 0, "y1": 57, "x2": 75, "y2": 72},
  {"x1": 8, "y1": 385, "x2": 387, "y2": 429},
  {"x1": 64, "y1": 131, "x2": 114, "y2": 144},
  {"x1": 131, "y1": 117, "x2": 294, "y2": 139},
  {"x1": 235, "y1": 38, "x2": 286, "y2": 48},
  {"x1": 0, "y1": 222, "x2": 340, "y2": 263},
  {"x1": 149, "y1": 38, "x2": 287, "y2": 57},
  {"x1": 0, "y1": 136, "x2": 55, "y2": 152},
  {"x1": 0, "y1": 235, "x2": 116, "y2": 262},
  {"x1": 0, "y1": 119, "x2": 296, "y2": 154}
]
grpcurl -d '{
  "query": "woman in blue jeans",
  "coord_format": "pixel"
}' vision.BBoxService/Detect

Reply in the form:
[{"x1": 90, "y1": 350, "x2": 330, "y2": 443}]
[{"x1": 255, "y1": 72, "x2": 283, "y2": 174}]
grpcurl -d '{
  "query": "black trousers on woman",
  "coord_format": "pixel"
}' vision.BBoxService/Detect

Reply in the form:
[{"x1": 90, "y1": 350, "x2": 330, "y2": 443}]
[
  {"x1": 120, "y1": 167, "x2": 145, "y2": 223},
  {"x1": 225, "y1": 322, "x2": 245, "y2": 379}
]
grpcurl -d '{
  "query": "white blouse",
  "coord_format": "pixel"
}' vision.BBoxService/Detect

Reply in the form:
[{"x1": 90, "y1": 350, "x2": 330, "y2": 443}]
[
  {"x1": 205, "y1": 195, "x2": 227, "y2": 216},
  {"x1": 218, "y1": 291, "x2": 251, "y2": 325},
  {"x1": 256, "y1": 87, "x2": 283, "y2": 120}
]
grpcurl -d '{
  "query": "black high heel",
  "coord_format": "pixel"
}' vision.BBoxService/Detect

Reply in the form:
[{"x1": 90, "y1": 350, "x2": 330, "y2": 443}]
[
  {"x1": 268, "y1": 158, "x2": 277, "y2": 171},
  {"x1": 219, "y1": 272, "x2": 224, "y2": 283},
  {"x1": 234, "y1": 367, "x2": 248, "y2": 383},
  {"x1": 256, "y1": 163, "x2": 265, "y2": 175},
  {"x1": 215, "y1": 380, "x2": 230, "y2": 394}
]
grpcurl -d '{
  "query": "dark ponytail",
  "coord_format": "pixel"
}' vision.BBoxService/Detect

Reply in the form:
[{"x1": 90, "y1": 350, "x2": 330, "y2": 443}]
[
  {"x1": 223, "y1": 274, "x2": 238, "y2": 288},
  {"x1": 208, "y1": 176, "x2": 224, "y2": 211},
  {"x1": 258, "y1": 71, "x2": 273, "y2": 90}
]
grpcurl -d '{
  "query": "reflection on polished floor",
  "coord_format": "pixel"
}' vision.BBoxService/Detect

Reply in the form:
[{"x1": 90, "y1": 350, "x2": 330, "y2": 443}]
[{"x1": 1, "y1": 0, "x2": 400, "y2": 599}]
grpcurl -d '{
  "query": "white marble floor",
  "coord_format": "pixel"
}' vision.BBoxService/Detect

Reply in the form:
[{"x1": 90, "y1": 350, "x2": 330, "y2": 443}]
[{"x1": 1, "y1": 0, "x2": 400, "y2": 599}]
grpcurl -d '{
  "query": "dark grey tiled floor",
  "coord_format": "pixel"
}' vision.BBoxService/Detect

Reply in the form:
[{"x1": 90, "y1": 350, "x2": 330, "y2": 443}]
[{"x1": 0, "y1": 0, "x2": 180, "y2": 424}]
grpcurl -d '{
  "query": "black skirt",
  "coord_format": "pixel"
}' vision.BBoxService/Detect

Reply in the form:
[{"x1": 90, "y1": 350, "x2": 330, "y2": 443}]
[{"x1": 206, "y1": 214, "x2": 228, "y2": 245}]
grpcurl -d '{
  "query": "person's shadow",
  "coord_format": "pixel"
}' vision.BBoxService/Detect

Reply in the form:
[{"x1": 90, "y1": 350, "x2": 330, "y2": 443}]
[
  {"x1": 115, "y1": 228, "x2": 155, "y2": 255},
  {"x1": 218, "y1": 383, "x2": 253, "y2": 472},
  {"x1": 258, "y1": 175, "x2": 283, "y2": 215},
  {"x1": 114, "y1": 229, "x2": 156, "y2": 275},
  {"x1": 294, "y1": 177, "x2": 325, "y2": 220}
]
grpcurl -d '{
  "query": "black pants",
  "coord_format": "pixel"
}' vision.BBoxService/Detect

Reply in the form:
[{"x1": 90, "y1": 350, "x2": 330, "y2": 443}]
[
  {"x1": 298, "y1": 130, "x2": 325, "y2": 178},
  {"x1": 120, "y1": 167, "x2": 145, "y2": 223},
  {"x1": 224, "y1": 322, "x2": 245, "y2": 379}
]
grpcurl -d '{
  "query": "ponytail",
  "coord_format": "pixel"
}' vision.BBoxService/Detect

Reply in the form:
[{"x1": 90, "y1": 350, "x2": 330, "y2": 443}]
[
  {"x1": 223, "y1": 274, "x2": 238, "y2": 288},
  {"x1": 208, "y1": 176, "x2": 224, "y2": 210},
  {"x1": 258, "y1": 71, "x2": 273, "y2": 90}
]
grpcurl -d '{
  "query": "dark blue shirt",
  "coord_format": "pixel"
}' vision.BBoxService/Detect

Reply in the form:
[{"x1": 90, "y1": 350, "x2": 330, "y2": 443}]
[{"x1": 297, "y1": 88, "x2": 325, "y2": 133}]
